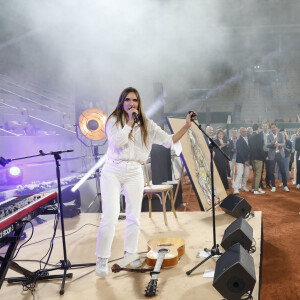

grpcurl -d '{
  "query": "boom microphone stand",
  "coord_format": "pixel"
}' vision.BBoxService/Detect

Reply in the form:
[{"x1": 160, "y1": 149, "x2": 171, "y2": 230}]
[
  {"x1": 0, "y1": 150, "x2": 94, "y2": 295},
  {"x1": 186, "y1": 118, "x2": 230, "y2": 276}
]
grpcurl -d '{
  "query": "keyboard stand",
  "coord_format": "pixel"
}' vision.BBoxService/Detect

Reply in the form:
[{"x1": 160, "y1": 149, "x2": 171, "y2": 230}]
[{"x1": 0, "y1": 224, "x2": 33, "y2": 288}]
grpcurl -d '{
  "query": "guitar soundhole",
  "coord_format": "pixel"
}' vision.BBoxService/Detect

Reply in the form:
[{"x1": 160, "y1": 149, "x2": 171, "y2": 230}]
[{"x1": 157, "y1": 248, "x2": 170, "y2": 254}]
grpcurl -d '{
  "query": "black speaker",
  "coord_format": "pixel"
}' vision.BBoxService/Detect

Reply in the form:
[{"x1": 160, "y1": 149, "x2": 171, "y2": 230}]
[
  {"x1": 61, "y1": 185, "x2": 81, "y2": 218},
  {"x1": 150, "y1": 144, "x2": 172, "y2": 184},
  {"x1": 220, "y1": 194, "x2": 251, "y2": 218},
  {"x1": 221, "y1": 217, "x2": 253, "y2": 251},
  {"x1": 213, "y1": 243, "x2": 256, "y2": 300}
]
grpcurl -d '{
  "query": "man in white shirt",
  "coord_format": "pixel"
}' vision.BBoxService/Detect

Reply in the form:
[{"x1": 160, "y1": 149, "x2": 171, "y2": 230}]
[{"x1": 233, "y1": 127, "x2": 250, "y2": 194}]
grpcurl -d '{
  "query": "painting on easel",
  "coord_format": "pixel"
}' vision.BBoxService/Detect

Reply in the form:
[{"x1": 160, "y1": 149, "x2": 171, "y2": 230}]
[{"x1": 167, "y1": 117, "x2": 227, "y2": 211}]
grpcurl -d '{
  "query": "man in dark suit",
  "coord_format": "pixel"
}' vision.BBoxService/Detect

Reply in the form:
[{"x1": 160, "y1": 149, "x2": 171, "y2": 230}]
[
  {"x1": 259, "y1": 122, "x2": 271, "y2": 189},
  {"x1": 204, "y1": 125, "x2": 213, "y2": 146},
  {"x1": 295, "y1": 133, "x2": 300, "y2": 189},
  {"x1": 233, "y1": 127, "x2": 250, "y2": 194},
  {"x1": 228, "y1": 128, "x2": 238, "y2": 181},
  {"x1": 249, "y1": 124, "x2": 265, "y2": 194},
  {"x1": 267, "y1": 123, "x2": 289, "y2": 192}
]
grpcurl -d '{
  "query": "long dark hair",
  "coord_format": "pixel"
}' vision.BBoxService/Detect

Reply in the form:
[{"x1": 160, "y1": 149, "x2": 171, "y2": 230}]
[{"x1": 106, "y1": 87, "x2": 148, "y2": 145}]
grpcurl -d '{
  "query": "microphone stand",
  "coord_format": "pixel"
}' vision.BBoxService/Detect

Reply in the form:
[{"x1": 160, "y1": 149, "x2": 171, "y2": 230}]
[
  {"x1": 0, "y1": 150, "x2": 94, "y2": 295},
  {"x1": 186, "y1": 120, "x2": 230, "y2": 276}
]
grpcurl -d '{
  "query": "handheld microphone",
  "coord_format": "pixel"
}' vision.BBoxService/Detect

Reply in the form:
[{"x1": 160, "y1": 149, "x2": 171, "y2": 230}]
[
  {"x1": 130, "y1": 107, "x2": 139, "y2": 123},
  {"x1": 132, "y1": 112, "x2": 138, "y2": 123},
  {"x1": 188, "y1": 111, "x2": 197, "y2": 119}
]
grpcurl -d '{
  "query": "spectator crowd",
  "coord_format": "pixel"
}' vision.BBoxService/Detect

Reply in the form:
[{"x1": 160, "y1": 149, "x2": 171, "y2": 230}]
[{"x1": 205, "y1": 124, "x2": 300, "y2": 194}]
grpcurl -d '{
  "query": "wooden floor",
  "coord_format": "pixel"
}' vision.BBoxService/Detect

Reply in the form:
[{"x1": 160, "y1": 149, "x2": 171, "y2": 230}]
[{"x1": 1, "y1": 211, "x2": 262, "y2": 300}]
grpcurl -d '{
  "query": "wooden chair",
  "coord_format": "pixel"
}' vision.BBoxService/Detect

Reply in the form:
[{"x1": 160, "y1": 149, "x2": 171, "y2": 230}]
[{"x1": 143, "y1": 163, "x2": 177, "y2": 226}]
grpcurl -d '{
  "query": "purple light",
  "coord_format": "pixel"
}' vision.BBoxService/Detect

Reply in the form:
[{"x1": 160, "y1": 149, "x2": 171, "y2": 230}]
[{"x1": 9, "y1": 166, "x2": 21, "y2": 177}]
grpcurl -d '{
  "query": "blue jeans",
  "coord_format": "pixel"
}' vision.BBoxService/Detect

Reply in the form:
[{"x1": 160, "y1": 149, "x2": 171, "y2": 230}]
[
  {"x1": 270, "y1": 153, "x2": 287, "y2": 187},
  {"x1": 276, "y1": 157, "x2": 290, "y2": 180}
]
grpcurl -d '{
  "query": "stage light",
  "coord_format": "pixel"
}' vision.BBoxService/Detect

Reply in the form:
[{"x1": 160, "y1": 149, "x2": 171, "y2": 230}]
[
  {"x1": 9, "y1": 166, "x2": 21, "y2": 176},
  {"x1": 78, "y1": 108, "x2": 107, "y2": 141},
  {"x1": 71, "y1": 154, "x2": 107, "y2": 192},
  {"x1": 6, "y1": 165, "x2": 23, "y2": 185}
]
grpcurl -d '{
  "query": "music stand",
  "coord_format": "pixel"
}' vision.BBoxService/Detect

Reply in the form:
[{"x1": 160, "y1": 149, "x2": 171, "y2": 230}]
[
  {"x1": 0, "y1": 150, "x2": 94, "y2": 295},
  {"x1": 186, "y1": 119, "x2": 230, "y2": 276}
]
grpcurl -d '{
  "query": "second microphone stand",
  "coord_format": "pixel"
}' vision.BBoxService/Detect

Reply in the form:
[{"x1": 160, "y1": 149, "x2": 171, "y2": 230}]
[{"x1": 186, "y1": 120, "x2": 230, "y2": 276}]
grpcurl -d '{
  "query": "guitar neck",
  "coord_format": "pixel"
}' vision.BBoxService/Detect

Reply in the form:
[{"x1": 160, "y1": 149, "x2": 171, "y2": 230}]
[{"x1": 151, "y1": 252, "x2": 165, "y2": 280}]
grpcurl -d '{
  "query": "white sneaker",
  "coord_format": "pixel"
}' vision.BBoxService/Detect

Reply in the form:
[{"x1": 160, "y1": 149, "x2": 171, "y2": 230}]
[
  {"x1": 271, "y1": 187, "x2": 276, "y2": 192},
  {"x1": 233, "y1": 189, "x2": 240, "y2": 195},
  {"x1": 258, "y1": 188, "x2": 265, "y2": 194},
  {"x1": 253, "y1": 191, "x2": 261, "y2": 195},
  {"x1": 241, "y1": 187, "x2": 249, "y2": 192},
  {"x1": 283, "y1": 186, "x2": 290, "y2": 192},
  {"x1": 96, "y1": 258, "x2": 108, "y2": 277},
  {"x1": 296, "y1": 184, "x2": 300, "y2": 189},
  {"x1": 279, "y1": 183, "x2": 283, "y2": 187},
  {"x1": 124, "y1": 251, "x2": 142, "y2": 268}
]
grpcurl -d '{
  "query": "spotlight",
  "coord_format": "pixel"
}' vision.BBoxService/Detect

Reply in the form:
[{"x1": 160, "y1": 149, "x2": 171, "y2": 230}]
[
  {"x1": 9, "y1": 166, "x2": 21, "y2": 176},
  {"x1": 78, "y1": 108, "x2": 107, "y2": 141},
  {"x1": 6, "y1": 165, "x2": 23, "y2": 185}
]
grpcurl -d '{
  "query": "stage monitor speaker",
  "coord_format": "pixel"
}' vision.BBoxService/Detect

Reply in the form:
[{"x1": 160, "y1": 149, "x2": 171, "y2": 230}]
[
  {"x1": 213, "y1": 243, "x2": 256, "y2": 300},
  {"x1": 221, "y1": 217, "x2": 253, "y2": 251},
  {"x1": 220, "y1": 194, "x2": 251, "y2": 218}
]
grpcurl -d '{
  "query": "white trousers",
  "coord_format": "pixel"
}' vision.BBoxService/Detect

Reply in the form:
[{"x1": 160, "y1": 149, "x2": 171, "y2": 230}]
[
  {"x1": 95, "y1": 160, "x2": 144, "y2": 258},
  {"x1": 232, "y1": 163, "x2": 250, "y2": 190},
  {"x1": 230, "y1": 158, "x2": 236, "y2": 180}
]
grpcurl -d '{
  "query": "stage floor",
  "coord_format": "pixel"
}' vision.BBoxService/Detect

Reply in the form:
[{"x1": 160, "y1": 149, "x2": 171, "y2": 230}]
[{"x1": 1, "y1": 211, "x2": 262, "y2": 300}]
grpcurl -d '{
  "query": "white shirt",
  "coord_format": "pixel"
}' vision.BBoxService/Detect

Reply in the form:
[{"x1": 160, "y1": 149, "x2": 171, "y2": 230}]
[
  {"x1": 273, "y1": 133, "x2": 279, "y2": 153},
  {"x1": 105, "y1": 116, "x2": 182, "y2": 164},
  {"x1": 262, "y1": 131, "x2": 268, "y2": 152}
]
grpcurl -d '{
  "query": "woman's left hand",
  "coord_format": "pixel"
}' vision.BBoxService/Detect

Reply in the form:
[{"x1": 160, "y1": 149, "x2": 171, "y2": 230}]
[{"x1": 185, "y1": 111, "x2": 198, "y2": 128}]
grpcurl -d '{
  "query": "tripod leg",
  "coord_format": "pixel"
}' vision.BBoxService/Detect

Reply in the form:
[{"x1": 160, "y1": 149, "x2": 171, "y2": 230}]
[
  {"x1": 7, "y1": 272, "x2": 73, "y2": 284},
  {"x1": 186, "y1": 254, "x2": 212, "y2": 276},
  {"x1": 59, "y1": 268, "x2": 68, "y2": 295}
]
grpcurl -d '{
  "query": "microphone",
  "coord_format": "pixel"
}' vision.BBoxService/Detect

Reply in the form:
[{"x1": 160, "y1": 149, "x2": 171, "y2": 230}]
[
  {"x1": 130, "y1": 107, "x2": 139, "y2": 123},
  {"x1": 188, "y1": 111, "x2": 197, "y2": 119},
  {"x1": 132, "y1": 112, "x2": 138, "y2": 123}
]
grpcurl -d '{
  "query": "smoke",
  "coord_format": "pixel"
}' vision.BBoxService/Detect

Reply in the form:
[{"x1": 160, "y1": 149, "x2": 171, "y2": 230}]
[{"x1": 0, "y1": 0, "x2": 299, "y2": 114}]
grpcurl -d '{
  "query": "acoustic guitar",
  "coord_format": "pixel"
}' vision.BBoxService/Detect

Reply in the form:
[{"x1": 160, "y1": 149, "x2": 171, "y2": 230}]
[{"x1": 144, "y1": 237, "x2": 185, "y2": 297}]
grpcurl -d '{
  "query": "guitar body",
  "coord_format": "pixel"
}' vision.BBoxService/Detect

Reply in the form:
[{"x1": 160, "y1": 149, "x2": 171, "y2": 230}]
[{"x1": 146, "y1": 237, "x2": 185, "y2": 268}]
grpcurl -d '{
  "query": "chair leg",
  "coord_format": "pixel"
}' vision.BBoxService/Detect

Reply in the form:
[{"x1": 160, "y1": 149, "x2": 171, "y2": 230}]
[
  {"x1": 148, "y1": 194, "x2": 153, "y2": 218},
  {"x1": 170, "y1": 188, "x2": 177, "y2": 218},
  {"x1": 162, "y1": 192, "x2": 168, "y2": 226}
]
